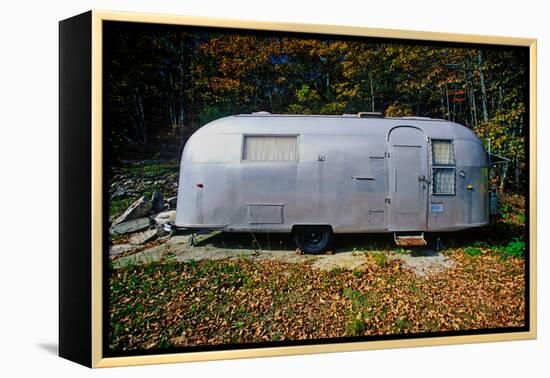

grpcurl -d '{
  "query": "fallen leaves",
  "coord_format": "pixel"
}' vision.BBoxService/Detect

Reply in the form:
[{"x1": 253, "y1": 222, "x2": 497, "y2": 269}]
[{"x1": 109, "y1": 249, "x2": 525, "y2": 352}]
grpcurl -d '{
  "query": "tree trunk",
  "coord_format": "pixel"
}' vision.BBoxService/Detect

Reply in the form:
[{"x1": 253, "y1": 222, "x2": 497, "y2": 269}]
[
  {"x1": 477, "y1": 50, "x2": 489, "y2": 123},
  {"x1": 515, "y1": 155, "x2": 520, "y2": 190},
  {"x1": 500, "y1": 162, "x2": 509, "y2": 191},
  {"x1": 133, "y1": 92, "x2": 147, "y2": 151},
  {"x1": 190, "y1": 50, "x2": 195, "y2": 128},
  {"x1": 440, "y1": 87, "x2": 446, "y2": 118},
  {"x1": 471, "y1": 87, "x2": 478, "y2": 128},
  {"x1": 445, "y1": 83, "x2": 451, "y2": 121},
  {"x1": 168, "y1": 73, "x2": 177, "y2": 127},
  {"x1": 179, "y1": 40, "x2": 186, "y2": 126},
  {"x1": 369, "y1": 70, "x2": 375, "y2": 112},
  {"x1": 417, "y1": 89, "x2": 421, "y2": 116}
]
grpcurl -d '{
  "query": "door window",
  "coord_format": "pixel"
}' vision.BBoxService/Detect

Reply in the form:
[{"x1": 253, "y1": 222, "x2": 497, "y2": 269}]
[{"x1": 431, "y1": 140, "x2": 455, "y2": 195}]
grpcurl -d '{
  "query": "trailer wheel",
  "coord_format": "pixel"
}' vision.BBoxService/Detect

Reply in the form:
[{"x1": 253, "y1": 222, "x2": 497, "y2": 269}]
[{"x1": 293, "y1": 226, "x2": 332, "y2": 254}]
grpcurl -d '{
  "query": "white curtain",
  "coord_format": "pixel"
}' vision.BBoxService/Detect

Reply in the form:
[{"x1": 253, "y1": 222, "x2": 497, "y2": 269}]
[
  {"x1": 243, "y1": 136, "x2": 297, "y2": 161},
  {"x1": 432, "y1": 140, "x2": 454, "y2": 165},
  {"x1": 433, "y1": 168, "x2": 455, "y2": 194}
]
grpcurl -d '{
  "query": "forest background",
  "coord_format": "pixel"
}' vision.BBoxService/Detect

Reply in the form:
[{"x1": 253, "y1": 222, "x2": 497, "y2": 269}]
[{"x1": 106, "y1": 24, "x2": 528, "y2": 190}]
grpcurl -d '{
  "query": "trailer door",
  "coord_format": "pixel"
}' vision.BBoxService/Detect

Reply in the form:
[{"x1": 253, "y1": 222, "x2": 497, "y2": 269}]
[{"x1": 388, "y1": 126, "x2": 428, "y2": 231}]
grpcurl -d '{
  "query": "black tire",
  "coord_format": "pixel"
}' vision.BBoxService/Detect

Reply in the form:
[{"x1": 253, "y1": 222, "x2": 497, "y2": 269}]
[{"x1": 293, "y1": 226, "x2": 333, "y2": 254}]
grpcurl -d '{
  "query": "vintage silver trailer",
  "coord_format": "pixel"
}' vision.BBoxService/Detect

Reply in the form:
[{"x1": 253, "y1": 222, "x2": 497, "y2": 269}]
[{"x1": 174, "y1": 113, "x2": 489, "y2": 253}]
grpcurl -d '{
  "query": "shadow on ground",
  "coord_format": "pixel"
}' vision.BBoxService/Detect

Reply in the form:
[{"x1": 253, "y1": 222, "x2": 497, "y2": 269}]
[
  {"x1": 192, "y1": 224, "x2": 521, "y2": 254},
  {"x1": 202, "y1": 231, "x2": 397, "y2": 253},
  {"x1": 111, "y1": 219, "x2": 522, "y2": 276},
  {"x1": 38, "y1": 343, "x2": 58, "y2": 356}
]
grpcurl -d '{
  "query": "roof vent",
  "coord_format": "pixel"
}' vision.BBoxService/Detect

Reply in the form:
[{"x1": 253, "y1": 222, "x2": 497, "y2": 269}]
[
  {"x1": 357, "y1": 112, "x2": 383, "y2": 118},
  {"x1": 251, "y1": 111, "x2": 271, "y2": 115}
]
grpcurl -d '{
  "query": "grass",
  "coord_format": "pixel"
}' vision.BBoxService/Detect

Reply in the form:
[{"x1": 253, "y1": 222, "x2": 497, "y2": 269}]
[
  {"x1": 343, "y1": 287, "x2": 370, "y2": 309},
  {"x1": 121, "y1": 161, "x2": 179, "y2": 177},
  {"x1": 394, "y1": 247, "x2": 407, "y2": 255},
  {"x1": 394, "y1": 317, "x2": 413, "y2": 332},
  {"x1": 109, "y1": 160, "x2": 180, "y2": 218},
  {"x1": 352, "y1": 269, "x2": 362, "y2": 279},
  {"x1": 343, "y1": 288, "x2": 371, "y2": 336},
  {"x1": 453, "y1": 192, "x2": 525, "y2": 261},
  {"x1": 464, "y1": 247, "x2": 482, "y2": 257},
  {"x1": 498, "y1": 238, "x2": 525, "y2": 259},
  {"x1": 346, "y1": 318, "x2": 367, "y2": 336},
  {"x1": 369, "y1": 252, "x2": 388, "y2": 267},
  {"x1": 462, "y1": 236, "x2": 525, "y2": 260},
  {"x1": 109, "y1": 197, "x2": 135, "y2": 218}
]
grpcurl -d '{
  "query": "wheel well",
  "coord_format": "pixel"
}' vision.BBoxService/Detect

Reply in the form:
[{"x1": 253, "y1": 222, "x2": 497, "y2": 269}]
[{"x1": 291, "y1": 225, "x2": 333, "y2": 233}]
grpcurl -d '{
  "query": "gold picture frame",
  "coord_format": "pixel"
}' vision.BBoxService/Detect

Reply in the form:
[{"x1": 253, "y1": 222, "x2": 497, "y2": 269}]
[{"x1": 59, "y1": 10, "x2": 537, "y2": 368}]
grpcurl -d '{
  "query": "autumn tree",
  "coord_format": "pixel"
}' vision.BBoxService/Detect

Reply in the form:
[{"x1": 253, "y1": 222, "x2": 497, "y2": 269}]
[{"x1": 105, "y1": 24, "x2": 528, "y2": 189}]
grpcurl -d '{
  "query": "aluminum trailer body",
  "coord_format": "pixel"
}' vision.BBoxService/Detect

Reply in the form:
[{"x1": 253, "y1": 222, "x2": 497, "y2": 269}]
[{"x1": 175, "y1": 113, "x2": 489, "y2": 251}]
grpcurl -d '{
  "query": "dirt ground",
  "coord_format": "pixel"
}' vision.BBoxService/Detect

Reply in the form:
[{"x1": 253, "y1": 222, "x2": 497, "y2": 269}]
[{"x1": 111, "y1": 231, "x2": 456, "y2": 276}]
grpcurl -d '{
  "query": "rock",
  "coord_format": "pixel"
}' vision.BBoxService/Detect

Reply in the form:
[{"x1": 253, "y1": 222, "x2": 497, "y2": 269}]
[
  {"x1": 393, "y1": 249, "x2": 455, "y2": 277},
  {"x1": 112, "y1": 244, "x2": 167, "y2": 269},
  {"x1": 110, "y1": 217, "x2": 151, "y2": 234},
  {"x1": 151, "y1": 190, "x2": 164, "y2": 212},
  {"x1": 311, "y1": 252, "x2": 368, "y2": 271},
  {"x1": 109, "y1": 243, "x2": 139, "y2": 258},
  {"x1": 129, "y1": 229, "x2": 158, "y2": 245},
  {"x1": 154, "y1": 210, "x2": 176, "y2": 225},
  {"x1": 166, "y1": 196, "x2": 178, "y2": 209},
  {"x1": 156, "y1": 224, "x2": 168, "y2": 238},
  {"x1": 112, "y1": 196, "x2": 152, "y2": 225},
  {"x1": 110, "y1": 187, "x2": 128, "y2": 200}
]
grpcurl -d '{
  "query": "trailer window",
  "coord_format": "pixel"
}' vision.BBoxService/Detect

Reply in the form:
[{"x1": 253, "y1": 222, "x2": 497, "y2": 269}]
[
  {"x1": 432, "y1": 140, "x2": 455, "y2": 165},
  {"x1": 431, "y1": 140, "x2": 455, "y2": 195},
  {"x1": 433, "y1": 168, "x2": 455, "y2": 194},
  {"x1": 243, "y1": 136, "x2": 297, "y2": 161}
]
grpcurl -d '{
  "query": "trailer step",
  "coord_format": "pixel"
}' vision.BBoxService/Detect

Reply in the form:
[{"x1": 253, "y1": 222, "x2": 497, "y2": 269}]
[{"x1": 393, "y1": 232, "x2": 427, "y2": 247}]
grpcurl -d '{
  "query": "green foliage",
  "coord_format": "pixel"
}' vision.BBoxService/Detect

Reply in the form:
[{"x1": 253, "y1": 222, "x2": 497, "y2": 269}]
[
  {"x1": 394, "y1": 316, "x2": 412, "y2": 332},
  {"x1": 499, "y1": 238, "x2": 525, "y2": 259},
  {"x1": 287, "y1": 84, "x2": 321, "y2": 114},
  {"x1": 343, "y1": 288, "x2": 369, "y2": 309},
  {"x1": 198, "y1": 105, "x2": 233, "y2": 126},
  {"x1": 295, "y1": 84, "x2": 320, "y2": 103},
  {"x1": 473, "y1": 241, "x2": 489, "y2": 248},
  {"x1": 464, "y1": 247, "x2": 482, "y2": 257},
  {"x1": 122, "y1": 161, "x2": 179, "y2": 177},
  {"x1": 371, "y1": 252, "x2": 388, "y2": 267},
  {"x1": 352, "y1": 270, "x2": 362, "y2": 279},
  {"x1": 329, "y1": 266, "x2": 347, "y2": 276},
  {"x1": 346, "y1": 318, "x2": 367, "y2": 336},
  {"x1": 394, "y1": 247, "x2": 407, "y2": 255},
  {"x1": 110, "y1": 197, "x2": 135, "y2": 218},
  {"x1": 385, "y1": 102, "x2": 414, "y2": 117},
  {"x1": 343, "y1": 287, "x2": 370, "y2": 336},
  {"x1": 319, "y1": 101, "x2": 346, "y2": 115}
]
